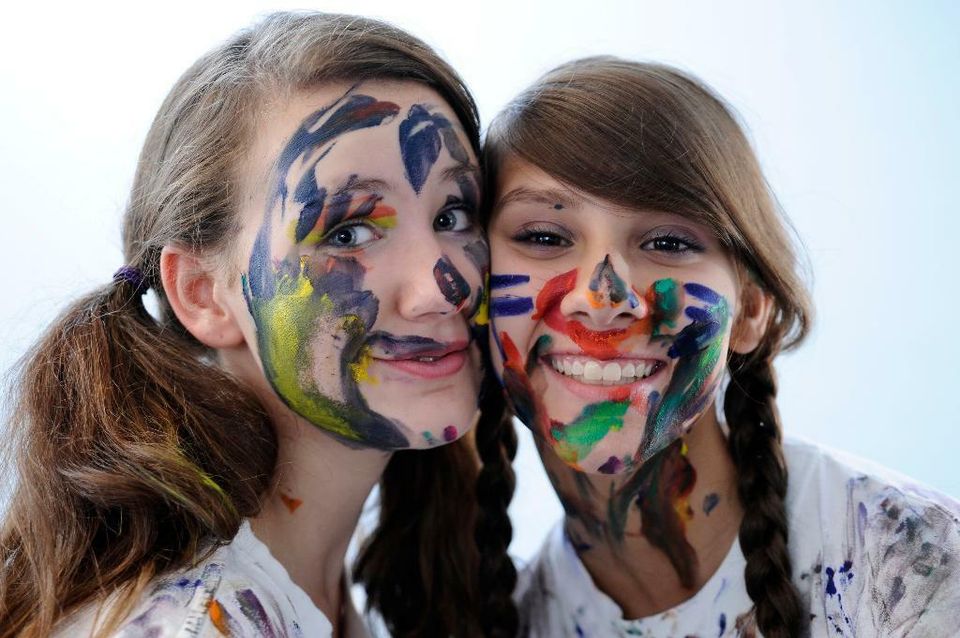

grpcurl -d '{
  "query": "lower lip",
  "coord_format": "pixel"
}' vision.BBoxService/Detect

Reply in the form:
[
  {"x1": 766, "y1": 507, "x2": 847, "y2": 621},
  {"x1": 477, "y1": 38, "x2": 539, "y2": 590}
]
[
  {"x1": 541, "y1": 360, "x2": 665, "y2": 401},
  {"x1": 377, "y1": 350, "x2": 468, "y2": 379}
]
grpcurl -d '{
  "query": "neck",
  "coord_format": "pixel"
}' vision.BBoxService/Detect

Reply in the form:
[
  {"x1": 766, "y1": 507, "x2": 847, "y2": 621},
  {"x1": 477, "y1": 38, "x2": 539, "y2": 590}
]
[
  {"x1": 250, "y1": 407, "x2": 391, "y2": 631},
  {"x1": 541, "y1": 411, "x2": 742, "y2": 618}
]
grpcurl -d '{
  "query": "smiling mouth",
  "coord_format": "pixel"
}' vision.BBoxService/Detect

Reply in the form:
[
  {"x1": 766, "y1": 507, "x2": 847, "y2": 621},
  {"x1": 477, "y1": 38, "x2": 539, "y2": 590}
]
[{"x1": 542, "y1": 354, "x2": 665, "y2": 386}]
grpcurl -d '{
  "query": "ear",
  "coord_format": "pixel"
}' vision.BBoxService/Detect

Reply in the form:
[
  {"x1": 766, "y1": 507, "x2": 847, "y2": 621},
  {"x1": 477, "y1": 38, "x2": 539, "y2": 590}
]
[
  {"x1": 730, "y1": 278, "x2": 774, "y2": 355},
  {"x1": 160, "y1": 245, "x2": 245, "y2": 348}
]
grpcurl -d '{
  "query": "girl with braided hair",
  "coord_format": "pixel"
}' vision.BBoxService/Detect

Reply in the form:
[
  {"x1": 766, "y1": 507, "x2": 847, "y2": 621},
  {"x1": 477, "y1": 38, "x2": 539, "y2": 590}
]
[
  {"x1": 483, "y1": 57, "x2": 960, "y2": 637},
  {"x1": 0, "y1": 11, "x2": 518, "y2": 638}
]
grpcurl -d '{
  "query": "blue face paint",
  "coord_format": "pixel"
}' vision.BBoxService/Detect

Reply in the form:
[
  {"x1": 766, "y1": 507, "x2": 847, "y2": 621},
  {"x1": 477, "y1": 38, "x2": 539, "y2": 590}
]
[
  {"x1": 398, "y1": 104, "x2": 467, "y2": 194},
  {"x1": 491, "y1": 295, "x2": 535, "y2": 317},
  {"x1": 434, "y1": 254, "x2": 471, "y2": 310},
  {"x1": 490, "y1": 273, "x2": 531, "y2": 289}
]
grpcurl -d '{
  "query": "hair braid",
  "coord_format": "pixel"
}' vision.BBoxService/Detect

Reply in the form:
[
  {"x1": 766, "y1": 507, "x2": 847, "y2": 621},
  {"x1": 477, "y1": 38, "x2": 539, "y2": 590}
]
[
  {"x1": 473, "y1": 382, "x2": 519, "y2": 638},
  {"x1": 725, "y1": 352, "x2": 804, "y2": 638}
]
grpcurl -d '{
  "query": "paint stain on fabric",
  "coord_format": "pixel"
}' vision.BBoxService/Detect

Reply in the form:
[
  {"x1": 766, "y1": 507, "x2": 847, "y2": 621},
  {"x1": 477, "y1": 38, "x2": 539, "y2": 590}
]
[
  {"x1": 279, "y1": 493, "x2": 303, "y2": 514},
  {"x1": 234, "y1": 589, "x2": 278, "y2": 638},
  {"x1": 207, "y1": 599, "x2": 232, "y2": 635}
]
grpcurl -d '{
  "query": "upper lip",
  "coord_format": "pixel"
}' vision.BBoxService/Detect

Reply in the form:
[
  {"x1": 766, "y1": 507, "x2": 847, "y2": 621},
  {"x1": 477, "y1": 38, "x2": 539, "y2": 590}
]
[{"x1": 367, "y1": 334, "x2": 470, "y2": 360}]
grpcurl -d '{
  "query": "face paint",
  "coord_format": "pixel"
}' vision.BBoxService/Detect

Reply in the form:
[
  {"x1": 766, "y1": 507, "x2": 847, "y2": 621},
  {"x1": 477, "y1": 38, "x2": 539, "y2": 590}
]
[
  {"x1": 491, "y1": 260, "x2": 729, "y2": 471},
  {"x1": 279, "y1": 493, "x2": 303, "y2": 514},
  {"x1": 399, "y1": 104, "x2": 471, "y2": 194},
  {"x1": 241, "y1": 85, "x2": 486, "y2": 450},
  {"x1": 434, "y1": 254, "x2": 471, "y2": 310},
  {"x1": 489, "y1": 158, "x2": 745, "y2": 590}
]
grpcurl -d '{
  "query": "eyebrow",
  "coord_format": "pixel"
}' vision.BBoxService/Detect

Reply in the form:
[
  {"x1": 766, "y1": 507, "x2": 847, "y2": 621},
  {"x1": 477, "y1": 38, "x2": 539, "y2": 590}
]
[
  {"x1": 495, "y1": 186, "x2": 579, "y2": 211},
  {"x1": 331, "y1": 174, "x2": 394, "y2": 195},
  {"x1": 440, "y1": 163, "x2": 481, "y2": 185}
]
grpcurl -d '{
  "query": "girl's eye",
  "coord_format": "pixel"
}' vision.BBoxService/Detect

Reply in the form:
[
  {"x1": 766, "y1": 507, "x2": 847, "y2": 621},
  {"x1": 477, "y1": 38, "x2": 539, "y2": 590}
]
[
  {"x1": 434, "y1": 207, "x2": 473, "y2": 232},
  {"x1": 512, "y1": 226, "x2": 573, "y2": 248},
  {"x1": 640, "y1": 233, "x2": 703, "y2": 254},
  {"x1": 324, "y1": 223, "x2": 379, "y2": 248}
]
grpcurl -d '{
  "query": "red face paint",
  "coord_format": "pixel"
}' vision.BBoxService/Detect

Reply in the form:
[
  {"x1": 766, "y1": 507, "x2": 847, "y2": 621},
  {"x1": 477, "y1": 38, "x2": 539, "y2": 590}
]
[{"x1": 532, "y1": 270, "x2": 686, "y2": 359}]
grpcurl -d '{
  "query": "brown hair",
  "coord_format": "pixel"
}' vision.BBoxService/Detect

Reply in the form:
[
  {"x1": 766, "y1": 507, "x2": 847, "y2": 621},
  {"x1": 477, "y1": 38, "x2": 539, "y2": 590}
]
[
  {"x1": 485, "y1": 57, "x2": 813, "y2": 637},
  {"x1": 0, "y1": 11, "x2": 514, "y2": 637}
]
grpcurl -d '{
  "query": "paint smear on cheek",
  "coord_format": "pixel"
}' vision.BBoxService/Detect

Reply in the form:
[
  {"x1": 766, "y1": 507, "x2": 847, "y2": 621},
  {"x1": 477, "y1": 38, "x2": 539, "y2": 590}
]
[
  {"x1": 279, "y1": 493, "x2": 303, "y2": 514},
  {"x1": 434, "y1": 254, "x2": 470, "y2": 310},
  {"x1": 499, "y1": 331, "x2": 552, "y2": 435},
  {"x1": 639, "y1": 282, "x2": 730, "y2": 461},
  {"x1": 490, "y1": 273, "x2": 534, "y2": 318},
  {"x1": 443, "y1": 425, "x2": 458, "y2": 442}
]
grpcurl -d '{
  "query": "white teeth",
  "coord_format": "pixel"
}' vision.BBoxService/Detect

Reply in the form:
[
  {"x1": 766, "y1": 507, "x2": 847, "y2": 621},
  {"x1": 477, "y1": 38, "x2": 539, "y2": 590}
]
[
  {"x1": 417, "y1": 356, "x2": 439, "y2": 362},
  {"x1": 602, "y1": 362, "x2": 621, "y2": 382},
  {"x1": 549, "y1": 356, "x2": 659, "y2": 385},
  {"x1": 582, "y1": 361, "x2": 603, "y2": 381}
]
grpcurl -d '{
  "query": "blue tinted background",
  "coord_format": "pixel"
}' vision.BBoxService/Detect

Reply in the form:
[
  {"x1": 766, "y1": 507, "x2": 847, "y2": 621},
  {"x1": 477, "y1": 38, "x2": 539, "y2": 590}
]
[{"x1": 1, "y1": 0, "x2": 957, "y2": 561}]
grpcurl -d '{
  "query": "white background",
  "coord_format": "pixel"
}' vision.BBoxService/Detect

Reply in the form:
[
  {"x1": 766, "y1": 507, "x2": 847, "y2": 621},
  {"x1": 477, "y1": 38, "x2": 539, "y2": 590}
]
[{"x1": 1, "y1": 1, "x2": 958, "y2": 562}]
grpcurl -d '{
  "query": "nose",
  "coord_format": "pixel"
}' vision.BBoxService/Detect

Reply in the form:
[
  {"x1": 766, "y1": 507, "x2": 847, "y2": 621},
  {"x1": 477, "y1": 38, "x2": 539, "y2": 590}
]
[
  {"x1": 558, "y1": 253, "x2": 646, "y2": 328},
  {"x1": 396, "y1": 238, "x2": 474, "y2": 320}
]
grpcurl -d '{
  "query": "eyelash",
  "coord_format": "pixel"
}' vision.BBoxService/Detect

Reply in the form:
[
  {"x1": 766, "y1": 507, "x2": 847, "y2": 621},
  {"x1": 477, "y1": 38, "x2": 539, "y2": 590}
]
[
  {"x1": 511, "y1": 224, "x2": 573, "y2": 248},
  {"x1": 321, "y1": 198, "x2": 477, "y2": 249},
  {"x1": 322, "y1": 221, "x2": 382, "y2": 249},
  {"x1": 640, "y1": 231, "x2": 704, "y2": 254},
  {"x1": 434, "y1": 199, "x2": 477, "y2": 233}
]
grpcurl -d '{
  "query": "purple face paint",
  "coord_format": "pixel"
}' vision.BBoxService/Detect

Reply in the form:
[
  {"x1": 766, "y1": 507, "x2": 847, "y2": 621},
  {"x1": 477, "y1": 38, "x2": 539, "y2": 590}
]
[{"x1": 434, "y1": 254, "x2": 471, "y2": 310}]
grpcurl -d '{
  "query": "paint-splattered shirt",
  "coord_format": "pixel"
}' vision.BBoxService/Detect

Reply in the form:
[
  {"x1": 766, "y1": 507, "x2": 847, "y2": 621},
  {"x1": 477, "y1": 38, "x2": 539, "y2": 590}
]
[
  {"x1": 516, "y1": 438, "x2": 960, "y2": 637},
  {"x1": 53, "y1": 521, "x2": 343, "y2": 637}
]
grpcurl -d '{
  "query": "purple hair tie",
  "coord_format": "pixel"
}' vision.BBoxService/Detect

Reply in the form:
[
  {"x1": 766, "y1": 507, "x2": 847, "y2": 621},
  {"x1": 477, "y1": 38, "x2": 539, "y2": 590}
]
[{"x1": 113, "y1": 265, "x2": 149, "y2": 295}]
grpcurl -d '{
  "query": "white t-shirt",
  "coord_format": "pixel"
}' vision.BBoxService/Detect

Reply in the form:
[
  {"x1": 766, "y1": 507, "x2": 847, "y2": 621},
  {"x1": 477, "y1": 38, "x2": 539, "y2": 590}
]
[
  {"x1": 53, "y1": 520, "x2": 361, "y2": 638},
  {"x1": 515, "y1": 438, "x2": 960, "y2": 637}
]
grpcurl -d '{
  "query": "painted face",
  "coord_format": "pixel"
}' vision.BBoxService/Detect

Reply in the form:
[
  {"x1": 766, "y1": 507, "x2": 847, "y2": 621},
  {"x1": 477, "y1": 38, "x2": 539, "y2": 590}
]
[
  {"x1": 233, "y1": 82, "x2": 487, "y2": 450},
  {"x1": 488, "y1": 156, "x2": 741, "y2": 474}
]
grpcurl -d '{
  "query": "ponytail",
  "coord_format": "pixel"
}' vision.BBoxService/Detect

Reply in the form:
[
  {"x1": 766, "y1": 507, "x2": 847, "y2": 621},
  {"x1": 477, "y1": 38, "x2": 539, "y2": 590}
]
[
  {"x1": 724, "y1": 351, "x2": 804, "y2": 638},
  {"x1": 0, "y1": 279, "x2": 276, "y2": 637}
]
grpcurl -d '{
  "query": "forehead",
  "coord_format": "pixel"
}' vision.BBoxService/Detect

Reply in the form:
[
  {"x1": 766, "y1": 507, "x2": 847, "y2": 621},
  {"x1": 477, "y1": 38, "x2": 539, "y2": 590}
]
[{"x1": 241, "y1": 80, "x2": 472, "y2": 203}]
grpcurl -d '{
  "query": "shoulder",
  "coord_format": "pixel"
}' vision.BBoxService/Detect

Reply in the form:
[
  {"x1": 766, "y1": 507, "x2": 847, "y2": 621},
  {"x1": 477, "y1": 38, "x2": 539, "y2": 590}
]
[
  {"x1": 782, "y1": 437, "x2": 960, "y2": 637},
  {"x1": 514, "y1": 523, "x2": 622, "y2": 637},
  {"x1": 55, "y1": 527, "x2": 324, "y2": 638}
]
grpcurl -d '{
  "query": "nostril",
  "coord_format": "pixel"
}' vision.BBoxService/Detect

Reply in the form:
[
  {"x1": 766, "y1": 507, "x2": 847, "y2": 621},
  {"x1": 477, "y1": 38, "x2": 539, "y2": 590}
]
[{"x1": 587, "y1": 255, "x2": 630, "y2": 308}]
